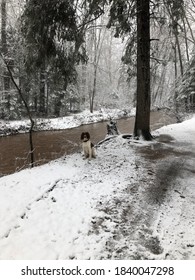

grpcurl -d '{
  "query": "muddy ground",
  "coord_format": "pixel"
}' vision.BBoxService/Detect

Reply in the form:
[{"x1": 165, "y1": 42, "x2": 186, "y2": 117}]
[{"x1": 91, "y1": 135, "x2": 195, "y2": 260}]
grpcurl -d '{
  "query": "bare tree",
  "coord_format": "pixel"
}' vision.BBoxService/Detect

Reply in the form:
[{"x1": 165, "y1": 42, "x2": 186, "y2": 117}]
[
  {"x1": 88, "y1": 18, "x2": 107, "y2": 113},
  {"x1": 0, "y1": 52, "x2": 35, "y2": 167}
]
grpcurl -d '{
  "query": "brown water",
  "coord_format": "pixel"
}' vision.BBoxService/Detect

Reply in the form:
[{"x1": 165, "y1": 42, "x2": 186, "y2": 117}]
[{"x1": 0, "y1": 111, "x2": 176, "y2": 176}]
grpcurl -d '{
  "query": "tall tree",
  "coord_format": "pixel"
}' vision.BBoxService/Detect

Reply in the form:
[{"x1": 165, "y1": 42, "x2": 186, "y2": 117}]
[
  {"x1": 21, "y1": 0, "x2": 105, "y2": 116},
  {"x1": 106, "y1": 0, "x2": 152, "y2": 139},
  {"x1": 1, "y1": 0, "x2": 11, "y2": 116},
  {"x1": 164, "y1": 0, "x2": 185, "y2": 77},
  {"x1": 88, "y1": 17, "x2": 107, "y2": 113},
  {"x1": 134, "y1": 0, "x2": 152, "y2": 140}
]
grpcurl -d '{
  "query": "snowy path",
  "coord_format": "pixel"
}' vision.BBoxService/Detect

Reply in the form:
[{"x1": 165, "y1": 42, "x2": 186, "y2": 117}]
[
  {"x1": 95, "y1": 135, "x2": 195, "y2": 260},
  {"x1": 150, "y1": 142, "x2": 195, "y2": 259}
]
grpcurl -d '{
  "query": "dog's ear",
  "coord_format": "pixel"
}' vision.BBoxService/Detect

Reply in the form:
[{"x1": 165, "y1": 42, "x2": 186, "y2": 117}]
[
  {"x1": 86, "y1": 132, "x2": 90, "y2": 139},
  {"x1": 81, "y1": 132, "x2": 84, "y2": 140}
]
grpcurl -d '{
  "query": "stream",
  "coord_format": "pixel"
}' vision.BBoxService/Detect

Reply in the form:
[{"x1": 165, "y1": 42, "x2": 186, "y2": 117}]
[{"x1": 0, "y1": 111, "x2": 177, "y2": 176}]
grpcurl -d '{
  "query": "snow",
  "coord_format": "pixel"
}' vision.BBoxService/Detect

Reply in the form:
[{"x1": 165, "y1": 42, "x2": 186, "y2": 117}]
[
  {"x1": 0, "y1": 114, "x2": 195, "y2": 260},
  {"x1": 0, "y1": 108, "x2": 133, "y2": 136}
]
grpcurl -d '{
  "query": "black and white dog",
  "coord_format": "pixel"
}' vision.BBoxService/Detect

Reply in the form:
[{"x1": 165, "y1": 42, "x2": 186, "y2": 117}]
[{"x1": 81, "y1": 132, "x2": 96, "y2": 159}]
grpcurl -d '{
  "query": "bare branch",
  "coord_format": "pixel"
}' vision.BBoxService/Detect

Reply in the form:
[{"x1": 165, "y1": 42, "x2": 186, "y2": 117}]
[{"x1": 0, "y1": 51, "x2": 35, "y2": 168}]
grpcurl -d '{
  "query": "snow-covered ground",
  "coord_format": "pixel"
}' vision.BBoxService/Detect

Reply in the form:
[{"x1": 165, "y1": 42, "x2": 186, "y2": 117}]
[{"x1": 0, "y1": 114, "x2": 194, "y2": 260}]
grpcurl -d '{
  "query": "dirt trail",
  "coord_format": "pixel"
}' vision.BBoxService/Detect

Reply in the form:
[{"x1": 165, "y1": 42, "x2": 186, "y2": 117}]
[
  {"x1": 95, "y1": 135, "x2": 195, "y2": 259},
  {"x1": 139, "y1": 136, "x2": 195, "y2": 259}
]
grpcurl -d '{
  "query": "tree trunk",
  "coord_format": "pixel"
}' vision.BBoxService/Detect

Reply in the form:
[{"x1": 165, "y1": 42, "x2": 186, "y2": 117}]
[
  {"x1": 54, "y1": 79, "x2": 68, "y2": 117},
  {"x1": 182, "y1": 16, "x2": 189, "y2": 62},
  {"x1": 88, "y1": 18, "x2": 106, "y2": 113},
  {"x1": 1, "y1": 0, "x2": 11, "y2": 115},
  {"x1": 173, "y1": 24, "x2": 183, "y2": 76},
  {"x1": 108, "y1": 32, "x2": 112, "y2": 83},
  {"x1": 89, "y1": 65, "x2": 97, "y2": 113},
  {"x1": 39, "y1": 66, "x2": 46, "y2": 116},
  {"x1": 134, "y1": 0, "x2": 152, "y2": 140},
  {"x1": 173, "y1": 43, "x2": 177, "y2": 80},
  {"x1": 90, "y1": 21, "x2": 98, "y2": 113}
]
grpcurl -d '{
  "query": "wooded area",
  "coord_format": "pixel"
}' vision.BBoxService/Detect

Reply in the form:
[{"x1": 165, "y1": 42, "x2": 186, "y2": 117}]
[{"x1": 0, "y1": 0, "x2": 195, "y2": 138}]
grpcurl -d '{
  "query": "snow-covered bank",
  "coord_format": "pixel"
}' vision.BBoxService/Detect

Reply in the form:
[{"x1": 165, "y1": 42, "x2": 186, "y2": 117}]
[
  {"x1": 0, "y1": 108, "x2": 134, "y2": 137},
  {"x1": 0, "y1": 115, "x2": 194, "y2": 260}
]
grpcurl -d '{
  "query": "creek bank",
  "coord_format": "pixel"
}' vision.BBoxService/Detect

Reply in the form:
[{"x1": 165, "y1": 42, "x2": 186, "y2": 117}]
[{"x1": 0, "y1": 109, "x2": 133, "y2": 137}]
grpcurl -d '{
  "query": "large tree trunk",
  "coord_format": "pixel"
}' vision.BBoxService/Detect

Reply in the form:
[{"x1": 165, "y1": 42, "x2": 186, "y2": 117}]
[{"x1": 134, "y1": 0, "x2": 152, "y2": 140}]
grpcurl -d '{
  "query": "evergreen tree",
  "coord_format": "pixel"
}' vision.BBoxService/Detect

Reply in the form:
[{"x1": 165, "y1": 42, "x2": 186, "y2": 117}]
[
  {"x1": 107, "y1": 0, "x2": 152, "y2": 139},
  {"x1": 134, "y1": 0, "x2": 152, "y2": 140},
  {"x1": 21, "y1": 0, "x2": 105, "y2": 116}
]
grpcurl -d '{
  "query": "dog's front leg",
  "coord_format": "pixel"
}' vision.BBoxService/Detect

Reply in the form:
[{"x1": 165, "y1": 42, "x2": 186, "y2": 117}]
[
  {"x1": 84, "y1": 151, "x2": 88, "y2": 158},
  {"x1": 88, "y1": 149, "x2": 92, "y2": 160}
]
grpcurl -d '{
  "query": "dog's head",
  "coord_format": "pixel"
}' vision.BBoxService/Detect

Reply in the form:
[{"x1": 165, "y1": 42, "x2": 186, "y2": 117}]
[{"x1": 81, "y1": 132, "x2": 90, "y2": 142}]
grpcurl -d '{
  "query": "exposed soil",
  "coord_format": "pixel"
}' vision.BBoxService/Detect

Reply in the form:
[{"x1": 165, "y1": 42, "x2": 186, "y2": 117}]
[{"x1": 90, "y1": 134, "x2": 195, "y2": 259}]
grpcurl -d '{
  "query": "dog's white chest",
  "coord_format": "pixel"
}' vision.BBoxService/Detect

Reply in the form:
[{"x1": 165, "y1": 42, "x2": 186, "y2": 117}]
[{"x1": 82, "y1": 141, "x2": 90, "y2": 152}]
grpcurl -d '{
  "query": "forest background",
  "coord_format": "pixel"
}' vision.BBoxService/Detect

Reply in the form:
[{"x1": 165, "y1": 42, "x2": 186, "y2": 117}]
[{"x1": 0, "y1": 0, "x2": 195, "y2": 126}]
